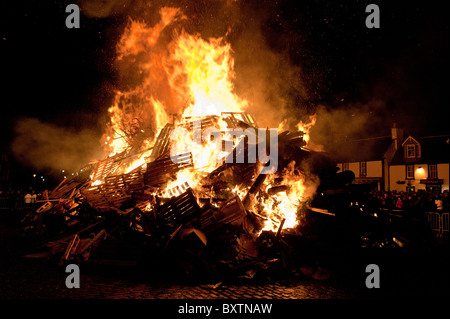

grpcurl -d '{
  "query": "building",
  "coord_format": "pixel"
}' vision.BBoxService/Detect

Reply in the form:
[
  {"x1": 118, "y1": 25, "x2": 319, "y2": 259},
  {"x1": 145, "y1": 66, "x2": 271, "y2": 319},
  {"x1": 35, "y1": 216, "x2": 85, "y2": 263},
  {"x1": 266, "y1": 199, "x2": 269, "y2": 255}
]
[
  {"x1": 335, "y1": 124, "x2": 449, "y2": 193},
  {"x1": 335, "y1": 136, "x2": 392, "y2": 191},
  {"x1": 389, "y1": 135, "x2": 449, "y2": 193}
]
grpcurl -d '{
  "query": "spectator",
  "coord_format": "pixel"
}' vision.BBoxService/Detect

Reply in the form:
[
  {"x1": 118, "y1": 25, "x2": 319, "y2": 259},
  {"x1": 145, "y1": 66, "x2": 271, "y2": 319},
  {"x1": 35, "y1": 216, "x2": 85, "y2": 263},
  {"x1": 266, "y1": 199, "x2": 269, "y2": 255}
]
[
  {"x1": 24, "y1": 192, "x2": 32, "y2": 205},
  {"x1": 395, "y1": 197, "x2": 403, "y2": 209},
  {"x1": 435, "y1": 195, "x2": 444, "y2": 211},
  {"x1": 369, "y1": 189, "x2": 447, "y2": 214}
]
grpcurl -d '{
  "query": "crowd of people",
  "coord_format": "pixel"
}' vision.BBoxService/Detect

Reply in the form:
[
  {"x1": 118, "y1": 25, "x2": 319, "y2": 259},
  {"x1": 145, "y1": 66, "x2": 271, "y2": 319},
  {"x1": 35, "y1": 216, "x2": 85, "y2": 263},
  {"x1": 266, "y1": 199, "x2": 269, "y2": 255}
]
[
  {"x1": 369, "y1": 189, "x2": 449, "y2": 213},
  {"x1": 2, "y1": 187, "x2": 449, "y2": 215},
  {"x1": 0, "y1": 189, "x2": 46, "y2": 211}
]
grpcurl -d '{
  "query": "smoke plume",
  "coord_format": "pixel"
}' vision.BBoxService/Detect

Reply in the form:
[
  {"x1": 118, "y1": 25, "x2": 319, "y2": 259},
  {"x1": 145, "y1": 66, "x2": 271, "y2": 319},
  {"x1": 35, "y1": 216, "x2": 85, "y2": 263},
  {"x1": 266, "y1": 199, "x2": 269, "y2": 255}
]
[{"x1": 10, "y1": 118, "x2": 106, "y2": 175}]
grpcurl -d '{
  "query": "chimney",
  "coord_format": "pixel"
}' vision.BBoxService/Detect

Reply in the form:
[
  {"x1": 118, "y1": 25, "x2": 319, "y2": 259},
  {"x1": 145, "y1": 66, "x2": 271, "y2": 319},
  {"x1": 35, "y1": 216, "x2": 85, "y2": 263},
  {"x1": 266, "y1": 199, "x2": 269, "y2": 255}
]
[{"x1": 391, "y1": 122, "x2": 404, "y2": 150}]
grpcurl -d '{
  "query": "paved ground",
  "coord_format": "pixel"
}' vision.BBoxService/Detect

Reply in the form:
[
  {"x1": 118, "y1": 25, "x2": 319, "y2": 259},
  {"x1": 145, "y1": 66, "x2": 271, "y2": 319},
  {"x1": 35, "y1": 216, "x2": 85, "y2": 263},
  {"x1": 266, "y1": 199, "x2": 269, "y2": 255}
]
[
  {"x1": 0, "y1": 259, "x2": 365, "y2": 299},
  {"x1": 1, "y1": 209, "x2": 448, "y2": 300}
]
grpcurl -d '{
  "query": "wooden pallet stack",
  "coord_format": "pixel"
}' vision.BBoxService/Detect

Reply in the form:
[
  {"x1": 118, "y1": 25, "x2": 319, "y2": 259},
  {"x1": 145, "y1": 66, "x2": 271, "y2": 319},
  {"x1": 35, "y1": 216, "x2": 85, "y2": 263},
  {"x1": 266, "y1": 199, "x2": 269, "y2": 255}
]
[
  {"x1": 81, "y1": 166, "x2": 146, "y2": 213},
  {"x1": 23, "y1": 112, "x2": 330, "y2": 279}
]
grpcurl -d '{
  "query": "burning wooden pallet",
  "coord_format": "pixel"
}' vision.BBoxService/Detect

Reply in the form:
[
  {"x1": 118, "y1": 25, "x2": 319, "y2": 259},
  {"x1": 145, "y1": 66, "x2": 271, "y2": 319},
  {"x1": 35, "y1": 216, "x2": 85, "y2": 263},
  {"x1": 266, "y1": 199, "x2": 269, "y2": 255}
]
[
  {"x1": 81, "y1": 184, "x2": 131, "y2": 213},
  {"x1": 145, "y1": 152, "x2": 193, "y2": 187},
  {"x1": 104, "y1": 165, "x2": 146, "y2": 194},
  {"x1": 81, "y1": 165, "x2": 146, "y2": 212},
  {"x1": 157, "y1": 187, "x2": 201, "y2": 228},
  {"x1": 90, "y1": 151, "x2": 127, "y2": 183}
]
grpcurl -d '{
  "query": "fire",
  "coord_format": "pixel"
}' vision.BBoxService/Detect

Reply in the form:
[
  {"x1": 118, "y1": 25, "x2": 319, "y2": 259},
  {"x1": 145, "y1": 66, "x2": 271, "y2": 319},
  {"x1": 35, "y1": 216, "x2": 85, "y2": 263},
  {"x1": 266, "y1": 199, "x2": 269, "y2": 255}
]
[
  {"x1": 296, "y1": 114, "x2": 316, "y2": 144},
  {"x1": 170, "y1": 32, "x2": 248, "y2": 117},
  {"x1": 262, "y1": 162, "x2": 306, "y2": 231},
  {"x1": 102, "y1": 8, "x2": 183, "y2": 159},
  {"x1": 241, "y1": 161, "x2": 306, "y2": 232},
  {"x1": 95, "y1": 7, "x2": 316, "y2": 233}
]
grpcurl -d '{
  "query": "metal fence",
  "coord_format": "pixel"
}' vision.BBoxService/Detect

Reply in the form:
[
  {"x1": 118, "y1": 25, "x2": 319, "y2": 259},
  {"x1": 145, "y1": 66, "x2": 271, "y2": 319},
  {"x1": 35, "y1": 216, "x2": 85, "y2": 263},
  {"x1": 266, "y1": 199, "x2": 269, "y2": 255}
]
[{"x1": 426, "y1": 212, "x2": 449, "y2": 236}]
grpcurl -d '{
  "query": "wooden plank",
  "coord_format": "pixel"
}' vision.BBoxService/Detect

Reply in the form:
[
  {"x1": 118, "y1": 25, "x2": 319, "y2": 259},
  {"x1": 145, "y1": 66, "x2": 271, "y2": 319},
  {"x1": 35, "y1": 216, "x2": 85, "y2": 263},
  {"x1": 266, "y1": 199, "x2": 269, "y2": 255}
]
[
  {"x1": 151, "y1": 124, "x2": 173, "y2": 160},
  {"x1": 78, "y1": 229, "x2": 107, "y2": 255},
  {"x1": 59, "y1": 234, "x2": 80, "y2": 266},
  {"x1": 49, "y1": 180, "x2": 82, "y2": 200}
]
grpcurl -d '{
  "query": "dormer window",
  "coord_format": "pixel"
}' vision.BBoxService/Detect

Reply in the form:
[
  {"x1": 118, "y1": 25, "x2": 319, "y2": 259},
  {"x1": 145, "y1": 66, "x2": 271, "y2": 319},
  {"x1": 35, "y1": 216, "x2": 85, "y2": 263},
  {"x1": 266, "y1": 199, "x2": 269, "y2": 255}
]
[
  {"x1": 402, "y1": 136, "x2": 421, "y2": 160},
  {"x1": 406, "y1": 144, "x2": 416, "y2": 158}
]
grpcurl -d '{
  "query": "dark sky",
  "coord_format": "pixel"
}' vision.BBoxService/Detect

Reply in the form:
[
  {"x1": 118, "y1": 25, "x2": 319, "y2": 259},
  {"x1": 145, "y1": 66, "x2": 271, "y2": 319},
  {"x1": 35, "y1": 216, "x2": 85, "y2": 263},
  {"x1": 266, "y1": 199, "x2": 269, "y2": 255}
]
[{"x1": 0, "y1": 0, "x2": 449, "y2": 182}]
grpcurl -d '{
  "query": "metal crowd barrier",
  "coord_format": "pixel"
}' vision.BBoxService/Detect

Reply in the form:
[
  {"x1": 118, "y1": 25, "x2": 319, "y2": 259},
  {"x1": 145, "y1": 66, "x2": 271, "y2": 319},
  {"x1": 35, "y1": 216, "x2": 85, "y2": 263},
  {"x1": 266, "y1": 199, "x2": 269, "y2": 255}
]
[
  {"x1": 442, "y1": 213, "x2": 449, "y2": 232},
  {"x1": 426, "y1": 212, "x2": 449, "y2": 236}
]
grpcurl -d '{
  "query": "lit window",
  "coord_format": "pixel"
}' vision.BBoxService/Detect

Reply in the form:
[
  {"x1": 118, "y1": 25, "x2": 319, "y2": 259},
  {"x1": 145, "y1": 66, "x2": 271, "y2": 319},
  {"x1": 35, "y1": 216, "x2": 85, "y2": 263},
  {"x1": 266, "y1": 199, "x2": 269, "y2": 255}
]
[
  {"x1": 406, "y1": 165, "x2": 414, "y2": 179},
  {"x1": 342, "y1": 162, "x2": 349, "y2": 171},
  {"x1": 428, "y1": 164, "x2": 437, "y2": 179}
]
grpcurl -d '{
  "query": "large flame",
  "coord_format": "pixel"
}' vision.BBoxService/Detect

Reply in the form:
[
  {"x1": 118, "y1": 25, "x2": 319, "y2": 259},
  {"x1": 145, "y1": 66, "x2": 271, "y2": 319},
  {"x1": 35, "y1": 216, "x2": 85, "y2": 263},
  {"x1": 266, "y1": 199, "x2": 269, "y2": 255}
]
[
  {"x1": 97, "y1": 7, "x2": 316, "y2": 232},
  {"x1": 172, "y1": 32, "x2": 248, "y2": 117}
]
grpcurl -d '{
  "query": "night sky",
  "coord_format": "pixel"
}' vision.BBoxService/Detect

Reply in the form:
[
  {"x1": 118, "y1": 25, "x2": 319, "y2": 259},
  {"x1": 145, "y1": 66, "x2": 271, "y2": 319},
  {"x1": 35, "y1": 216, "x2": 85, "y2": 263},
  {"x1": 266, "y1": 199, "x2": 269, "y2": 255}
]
[{"x1": 0, "y1": 0, "x2": 449, "y2": 185}]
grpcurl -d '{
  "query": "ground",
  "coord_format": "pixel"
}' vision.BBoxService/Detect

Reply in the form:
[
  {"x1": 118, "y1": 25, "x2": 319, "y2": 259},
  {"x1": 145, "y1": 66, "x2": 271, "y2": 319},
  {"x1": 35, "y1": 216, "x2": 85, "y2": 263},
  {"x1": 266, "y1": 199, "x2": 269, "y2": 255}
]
[{"x1": 0, "y1": 209, "x2": 448, "y2": 300}]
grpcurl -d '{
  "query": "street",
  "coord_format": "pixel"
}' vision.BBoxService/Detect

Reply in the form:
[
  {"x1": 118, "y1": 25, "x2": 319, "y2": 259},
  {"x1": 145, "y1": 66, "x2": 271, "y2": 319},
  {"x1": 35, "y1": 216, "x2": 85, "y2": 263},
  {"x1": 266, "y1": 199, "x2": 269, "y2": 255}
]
[
  {"x1": 1, "y1": 209, "x2": 448, "y2": 300},
  {"x1": 0, "y1": 210, "x2": 361, "y2": 299}
]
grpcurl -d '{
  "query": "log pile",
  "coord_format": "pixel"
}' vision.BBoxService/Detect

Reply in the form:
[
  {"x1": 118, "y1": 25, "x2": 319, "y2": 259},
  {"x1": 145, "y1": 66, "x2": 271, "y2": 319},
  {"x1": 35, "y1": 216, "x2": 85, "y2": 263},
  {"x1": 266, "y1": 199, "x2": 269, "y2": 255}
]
[{"x1": 20, "y1": 112, "x2": 363, "y2": 282}]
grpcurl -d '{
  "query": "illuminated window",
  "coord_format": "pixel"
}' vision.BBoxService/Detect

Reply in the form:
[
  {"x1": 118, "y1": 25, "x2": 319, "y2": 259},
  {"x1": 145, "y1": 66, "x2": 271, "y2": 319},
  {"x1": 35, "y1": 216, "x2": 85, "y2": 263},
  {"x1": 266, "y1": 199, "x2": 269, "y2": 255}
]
[
  {"x1": 406, "y1": 165, "x2": 414, "y2": 179},
  {"x1": 428, "y1": 164, "x2": 437, "y2": 179}
]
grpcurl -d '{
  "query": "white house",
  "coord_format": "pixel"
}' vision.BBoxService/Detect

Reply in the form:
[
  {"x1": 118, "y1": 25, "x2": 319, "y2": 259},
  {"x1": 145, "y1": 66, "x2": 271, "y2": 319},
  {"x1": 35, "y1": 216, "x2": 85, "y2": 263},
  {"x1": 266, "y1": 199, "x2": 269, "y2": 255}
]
[
  {"x1": 335, "y1": 135, "x2": 393, "y2": 191},
  {"x1": 334, "y1": 124, "x2": 449, "y2": 193},
  {"x1": 388, "y1": 135, "x2": 449, "y2": 193}
]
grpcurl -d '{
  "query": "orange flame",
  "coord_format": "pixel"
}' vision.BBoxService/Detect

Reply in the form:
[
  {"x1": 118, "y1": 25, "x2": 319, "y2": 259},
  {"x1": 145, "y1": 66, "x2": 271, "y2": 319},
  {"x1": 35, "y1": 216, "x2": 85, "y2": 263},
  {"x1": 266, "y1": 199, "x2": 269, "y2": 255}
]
[
  {"x1": 170, "y1": 32, "x2": 248, "y2": 117},
  {"x1": 296, "y1": 114, "x2": 316, "y2": 144},
  {"x1": 97, "y1": 7, "x2": 318, "y2": 233}
]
